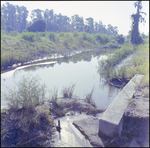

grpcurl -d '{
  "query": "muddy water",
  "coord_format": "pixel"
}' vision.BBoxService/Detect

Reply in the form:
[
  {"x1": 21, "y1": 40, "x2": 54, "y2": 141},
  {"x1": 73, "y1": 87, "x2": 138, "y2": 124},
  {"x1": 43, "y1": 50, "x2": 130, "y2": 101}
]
[{"x1": 1, "y1": 49, "x2": 121, "y2": 109}]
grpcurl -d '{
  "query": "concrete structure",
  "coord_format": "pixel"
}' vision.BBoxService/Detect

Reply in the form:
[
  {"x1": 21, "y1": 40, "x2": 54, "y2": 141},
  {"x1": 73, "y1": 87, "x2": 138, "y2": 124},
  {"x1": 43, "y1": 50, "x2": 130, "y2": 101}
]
[{"x1": 99, "y1": 74, "x2": 144, "y2": 137}]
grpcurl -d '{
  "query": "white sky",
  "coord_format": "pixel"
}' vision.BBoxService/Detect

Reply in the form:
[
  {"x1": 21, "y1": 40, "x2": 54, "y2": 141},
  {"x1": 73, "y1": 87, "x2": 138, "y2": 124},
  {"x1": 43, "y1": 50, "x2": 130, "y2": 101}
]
[{"x1": 1, "y1": 1, "x2": 149, "y2": 36}]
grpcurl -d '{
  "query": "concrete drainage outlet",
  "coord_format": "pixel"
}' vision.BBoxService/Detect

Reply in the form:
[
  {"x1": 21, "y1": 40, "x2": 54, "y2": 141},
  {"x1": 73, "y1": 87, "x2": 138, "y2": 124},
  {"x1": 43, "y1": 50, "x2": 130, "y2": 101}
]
[{"x1": 99, "y1": 74, "x2": 144, "y2": 137}]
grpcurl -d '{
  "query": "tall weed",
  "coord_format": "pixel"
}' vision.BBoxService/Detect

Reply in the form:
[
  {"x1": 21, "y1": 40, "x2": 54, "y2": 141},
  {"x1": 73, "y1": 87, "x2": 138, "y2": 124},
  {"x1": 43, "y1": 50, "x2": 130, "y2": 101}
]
[
  {"x1": 48, "y1": 32, "x2": 57, "y2": 42},
  {"x1": 22, "y1": 32, "x2": 35, "y2": 41},
  {"x1": 85, "y1": 87, "x2": 96, "y2": 107},
  {"x1": 61, "y1": 83, "x2": 76, "y2": 98},
  {"x1": 2, "y1": 75, "x2": 46, "y2": 109},
  {"x1": 50, "y1": 87, "x2": 58, "y2": 102}
]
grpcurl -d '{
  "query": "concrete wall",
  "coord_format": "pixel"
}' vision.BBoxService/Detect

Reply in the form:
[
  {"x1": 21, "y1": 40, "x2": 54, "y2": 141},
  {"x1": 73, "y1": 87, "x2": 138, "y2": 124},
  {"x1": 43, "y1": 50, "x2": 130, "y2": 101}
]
[{"x1": 99, "y1": 74, "x2": 144, "y2": 137}]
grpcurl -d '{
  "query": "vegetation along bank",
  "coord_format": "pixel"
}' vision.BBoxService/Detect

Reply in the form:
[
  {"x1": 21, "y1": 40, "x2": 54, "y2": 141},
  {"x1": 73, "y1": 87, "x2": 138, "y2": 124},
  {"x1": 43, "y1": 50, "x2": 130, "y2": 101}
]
[
  {"x1": 1, "y1": 1, "x2": 149, "y2": 147},
  {"x1": 1, "y1": 31, "x2": 125, "y2": 71}
]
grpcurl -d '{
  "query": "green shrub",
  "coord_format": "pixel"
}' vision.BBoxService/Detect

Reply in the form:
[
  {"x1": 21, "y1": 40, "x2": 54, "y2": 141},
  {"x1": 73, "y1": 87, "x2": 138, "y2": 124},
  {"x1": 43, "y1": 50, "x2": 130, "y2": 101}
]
[
  {"x1": 72, "y1": 44, "x2": 77, "y2": 49},
  {"x1": 35, "y1": 32, "x2": 41, "y2": 41},
  {"x1": 98, "y1": 43, "x2": 135, "y2": 80},
  {"x1": 64, "y1": 32, "x2": 72, "y2": 38},
  {"x1": 94, "y1": 33, "x2": 112, "y2": 45},
  {"x1": 118, "y1": 66, "x2": 126, "y2": 78},
  {"x1": 115, "y1": 34, "x2": 125, "y2": 44},
  {"x1": 1, "y1": 30, "x2": 7, "y2": 36},
  {"x1": 63, "y1": 39, "x2": 69, "y2": 47},
  {"x1": 1, "y1": 51, "x2": 16, "y2": 68},
  {"x1": 59, "y1": 32, "x2": 64, "y2": 37},
  {"x1": 38, "y1": 32, "x2": 46, "y2": 37},
  {"x1": 22, "y1": 32, "x2": 35, "y2": 41},
  {"x1": 49, "y1": 32, "x2": 56, "y2": 42},
  {"x1": 2, "y1": 75, "x2": 46, "y2": 109},
  {"x1": 9, "y1": 31, "x2": 19, "y2": 37},
  {"x1": 106, "y1": 40, "x2": 118, "y2": 48},
  {"x1": 80, "y1": 32, "x2": 92, "y2": 42},
  {"x1": 73, "y1": 31, "x2": 79, "y2": 38}
]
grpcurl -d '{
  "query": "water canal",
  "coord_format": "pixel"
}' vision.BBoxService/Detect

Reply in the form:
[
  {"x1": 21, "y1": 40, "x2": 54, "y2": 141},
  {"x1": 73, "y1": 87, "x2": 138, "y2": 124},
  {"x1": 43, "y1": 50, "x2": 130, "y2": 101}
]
[{"x1": 1, "y1": 48, "x2": 121, "y2": 109}]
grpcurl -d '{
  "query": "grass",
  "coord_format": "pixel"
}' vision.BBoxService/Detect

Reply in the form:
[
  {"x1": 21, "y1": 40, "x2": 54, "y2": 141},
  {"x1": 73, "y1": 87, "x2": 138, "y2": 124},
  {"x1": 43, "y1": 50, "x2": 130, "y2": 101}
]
[
  {"x1": 99, "y1": 37, "x2": 149, "y2": 82},
  {"x1": 61, "y1": 83, "x2": 76, "y2": 98},
  {"x1": 1, "y1": 75, "x2": 55, "y2": 147},
  {"x1": 85, "y1": 87, "x2": 96, "y2": 107},
  {"x1": 1, "y1": 31, "x2": 123, "y2": 70},
  {"x1": 123, "y1": 42, "x2": 149, "y2": 85},
  {"x1": 1, "y1": 106, "x2": 54, "y2": 147},
  {"x1": 48, "y1": 85, "x2": 74, "y2": 117},
  {"x1": 143, "y1": 97, "x2": 149, "y2": 101},
  {"x1": 99, "y1": 43, "x2": 135, "y2": 69},
  {"x1": 50, "y1": 87, "x2": 58, "y2": 102},
  {"x1": 128, "y1": 98, "x2": 136, "y2": 105}
]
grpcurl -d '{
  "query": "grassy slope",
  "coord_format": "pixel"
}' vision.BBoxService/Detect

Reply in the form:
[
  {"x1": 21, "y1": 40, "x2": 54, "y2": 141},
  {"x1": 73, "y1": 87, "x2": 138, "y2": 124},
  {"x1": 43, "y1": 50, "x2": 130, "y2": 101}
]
[
  {"x1": 99, "y1": 37, "x2": 149, "y2": 85},
  {"x1": 1, "y1": 31, "x2": 121, "y2": 69}
]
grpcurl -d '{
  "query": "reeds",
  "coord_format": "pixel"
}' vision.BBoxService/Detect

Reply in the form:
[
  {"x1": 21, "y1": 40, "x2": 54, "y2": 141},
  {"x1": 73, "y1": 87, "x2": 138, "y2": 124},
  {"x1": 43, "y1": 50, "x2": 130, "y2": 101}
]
[{"x1": 61, "y1": 83, "x2": 76, "y2": 98}]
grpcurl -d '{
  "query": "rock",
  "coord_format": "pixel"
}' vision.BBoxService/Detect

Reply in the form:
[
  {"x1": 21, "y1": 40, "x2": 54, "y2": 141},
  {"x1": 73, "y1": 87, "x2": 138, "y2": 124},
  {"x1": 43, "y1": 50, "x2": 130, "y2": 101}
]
[{"x1": 73, "y1": 117, "x2": 104, "y2": 147}]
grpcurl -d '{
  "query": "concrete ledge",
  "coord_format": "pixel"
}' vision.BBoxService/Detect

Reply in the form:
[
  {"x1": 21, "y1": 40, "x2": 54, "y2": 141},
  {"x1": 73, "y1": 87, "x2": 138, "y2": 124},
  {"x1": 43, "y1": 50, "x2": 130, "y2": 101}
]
[{"x1": 99, "y1": 74, "x2": 144, "y2": 137}]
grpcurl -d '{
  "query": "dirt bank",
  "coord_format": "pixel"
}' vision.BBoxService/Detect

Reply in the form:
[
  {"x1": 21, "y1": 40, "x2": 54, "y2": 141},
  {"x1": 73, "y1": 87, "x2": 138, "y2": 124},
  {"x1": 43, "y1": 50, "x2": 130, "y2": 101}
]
[
  {"x1": 49, "y1": 97, "x2": 105, "y2": 119},
  {"x1": 1, "y1": 97, "x2": 104, "y2": 147},
  {"x1": 1, "y1": 82, "x2": 148, "y2": 147},
  {"x1": 1, "y1": 106, "x2": 55, "y2": 147}
]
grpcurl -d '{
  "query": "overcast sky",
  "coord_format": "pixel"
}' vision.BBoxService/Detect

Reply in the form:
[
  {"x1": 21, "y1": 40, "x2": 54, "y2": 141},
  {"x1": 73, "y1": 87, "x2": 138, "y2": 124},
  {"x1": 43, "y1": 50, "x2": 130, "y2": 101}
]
[{"x1": 1, "y1": 1, "x2": 149, "y2": 36}]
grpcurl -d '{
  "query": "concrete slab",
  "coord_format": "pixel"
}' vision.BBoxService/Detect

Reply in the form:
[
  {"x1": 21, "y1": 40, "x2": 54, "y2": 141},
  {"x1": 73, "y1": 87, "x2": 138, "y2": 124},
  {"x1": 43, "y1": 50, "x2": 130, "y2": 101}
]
[
  {"x1": 73, "y1": 117, "x2": 104, "y2": 147},
  {"x1": 99, "y1": 74, "x2": 144, "y2": 137}
]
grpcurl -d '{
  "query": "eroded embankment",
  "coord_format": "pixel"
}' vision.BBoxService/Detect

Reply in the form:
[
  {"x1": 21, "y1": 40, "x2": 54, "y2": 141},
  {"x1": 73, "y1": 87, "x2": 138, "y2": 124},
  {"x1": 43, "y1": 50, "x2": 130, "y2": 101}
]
[
  {"x1": 1, "y1": 97, "x2": 104, "y2": 147},
  {"x1": 72, "y1": 77, "x2": 149, "y2": 147},
  {"x1": 1, "y1": 87, "x2": 149, "y2": 147}
]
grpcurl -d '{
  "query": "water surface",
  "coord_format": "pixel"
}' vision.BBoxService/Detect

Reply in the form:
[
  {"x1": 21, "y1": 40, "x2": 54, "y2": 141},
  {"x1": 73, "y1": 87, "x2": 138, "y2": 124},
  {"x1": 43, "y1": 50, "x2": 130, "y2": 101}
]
[{"x1": 1, "y1": 49, "x2": 121, "y2": 109}]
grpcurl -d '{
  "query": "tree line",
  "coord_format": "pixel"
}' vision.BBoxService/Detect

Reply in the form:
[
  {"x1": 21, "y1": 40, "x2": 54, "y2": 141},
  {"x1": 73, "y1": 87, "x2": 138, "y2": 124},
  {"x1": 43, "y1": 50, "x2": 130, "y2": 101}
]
[{"x1": 1, "y1": 2, "x2": 118, "y2": 35}]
